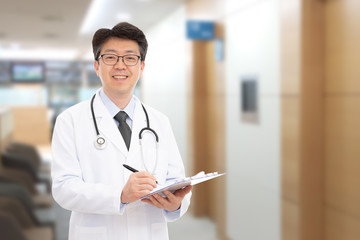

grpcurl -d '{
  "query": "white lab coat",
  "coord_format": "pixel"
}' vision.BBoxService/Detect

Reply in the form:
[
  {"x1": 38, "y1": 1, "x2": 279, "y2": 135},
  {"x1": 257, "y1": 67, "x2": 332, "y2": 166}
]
[{"x1": 51, "y1": 90, "x2": 191, "y2": 240}]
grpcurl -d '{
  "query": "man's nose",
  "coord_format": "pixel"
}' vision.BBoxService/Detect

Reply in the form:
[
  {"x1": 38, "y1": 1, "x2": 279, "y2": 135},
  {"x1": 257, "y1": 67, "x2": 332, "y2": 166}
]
[{"x1": 114, "y1": 57, "x2": 126, "y2": 68}]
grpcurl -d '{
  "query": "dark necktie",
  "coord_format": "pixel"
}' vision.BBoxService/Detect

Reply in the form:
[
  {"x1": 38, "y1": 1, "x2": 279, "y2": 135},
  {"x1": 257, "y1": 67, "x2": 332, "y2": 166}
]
[{"x1": 114, "y1": 111, "x2": 131, "y2": 150}]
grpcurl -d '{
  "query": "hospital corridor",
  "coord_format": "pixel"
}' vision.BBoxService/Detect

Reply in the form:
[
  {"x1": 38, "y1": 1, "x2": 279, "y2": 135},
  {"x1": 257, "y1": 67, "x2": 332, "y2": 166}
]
[{"x1": 0, "y1": 0, "x2": 359, "y2": 239}]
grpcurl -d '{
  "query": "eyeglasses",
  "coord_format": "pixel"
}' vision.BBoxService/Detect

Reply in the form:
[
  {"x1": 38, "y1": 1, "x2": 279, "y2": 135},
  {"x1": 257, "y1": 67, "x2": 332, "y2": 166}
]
[{"x1": 98, "y1": 54, "x2": 141, "y2": 66}]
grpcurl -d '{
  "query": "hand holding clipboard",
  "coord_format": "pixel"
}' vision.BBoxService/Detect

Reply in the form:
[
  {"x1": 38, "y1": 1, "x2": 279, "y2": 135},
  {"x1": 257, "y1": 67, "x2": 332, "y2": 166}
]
[{"x1": 140, "y1": 171, "x2": 226, "y2": 199}]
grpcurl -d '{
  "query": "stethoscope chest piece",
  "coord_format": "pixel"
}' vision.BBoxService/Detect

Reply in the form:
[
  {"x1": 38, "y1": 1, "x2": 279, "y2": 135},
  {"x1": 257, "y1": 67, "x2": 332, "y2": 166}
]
[
  {"x1": 90, "y1": 94, "x2": 160, "y2": 172},
  {"x1": 91, "y1": 94, "x2": 108, "y2": 150},
  {"x1": 94, "y1": 135, "x2": 107, "y2": 150}
]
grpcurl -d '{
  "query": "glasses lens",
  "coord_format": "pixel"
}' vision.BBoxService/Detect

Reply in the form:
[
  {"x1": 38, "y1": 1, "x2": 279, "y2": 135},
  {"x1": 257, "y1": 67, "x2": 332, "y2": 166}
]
[
  {"x1": 102, "y1": 55, "x2": 117, "y2": 65},
  {"x1": 124, "y1": 55, "x2": 139, "y2": 66},
  {"x1": 101, "y1": 54, "x2": 140, "y2": 66}
]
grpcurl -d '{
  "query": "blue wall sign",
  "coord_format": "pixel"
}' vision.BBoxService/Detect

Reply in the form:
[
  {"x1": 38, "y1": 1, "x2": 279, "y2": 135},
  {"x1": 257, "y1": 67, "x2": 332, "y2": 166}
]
[{"x1": 186, "y1": 20, "x2": 215, "y2": 40}]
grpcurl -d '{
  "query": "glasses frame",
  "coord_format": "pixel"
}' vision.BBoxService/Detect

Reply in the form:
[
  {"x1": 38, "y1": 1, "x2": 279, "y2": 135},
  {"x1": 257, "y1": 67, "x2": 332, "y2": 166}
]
[{"x1": 98, "y1": 54, "x2": 141, "y2": 66}]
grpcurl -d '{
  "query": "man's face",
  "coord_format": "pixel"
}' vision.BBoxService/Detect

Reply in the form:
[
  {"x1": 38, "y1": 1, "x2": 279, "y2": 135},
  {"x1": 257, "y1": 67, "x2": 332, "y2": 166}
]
[{"x1": 94, "y1": 37, "x2": 145, "y2": 98}]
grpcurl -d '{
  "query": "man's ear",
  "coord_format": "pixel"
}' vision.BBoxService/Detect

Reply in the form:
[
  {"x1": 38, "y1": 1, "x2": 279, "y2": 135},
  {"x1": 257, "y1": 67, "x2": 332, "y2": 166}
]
[
  {"x1": 139, "y1": 61, "x2": 145, "y2": 78},
  {"x1": 94, "y1": 60, "x2": 100, "y2": 76}
]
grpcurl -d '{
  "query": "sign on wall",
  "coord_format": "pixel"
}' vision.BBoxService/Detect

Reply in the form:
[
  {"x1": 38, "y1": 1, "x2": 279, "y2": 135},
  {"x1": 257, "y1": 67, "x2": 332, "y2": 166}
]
[{"x1": 186, "y1": 20, "x2": 215, "y2": 40}]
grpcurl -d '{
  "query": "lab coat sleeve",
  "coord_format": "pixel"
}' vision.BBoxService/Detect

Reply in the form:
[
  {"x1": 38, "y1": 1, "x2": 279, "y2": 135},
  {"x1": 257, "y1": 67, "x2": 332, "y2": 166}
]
[
  {"x1": 51, "y1": 110, "x2": 123, "y2": 215},
  {"x1": 160, "y1": 117, "x2": 192, "y2": 222}
]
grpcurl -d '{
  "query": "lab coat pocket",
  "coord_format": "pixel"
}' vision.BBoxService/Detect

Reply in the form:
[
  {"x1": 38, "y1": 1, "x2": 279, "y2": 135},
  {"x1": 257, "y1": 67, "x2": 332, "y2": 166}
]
[{"x1": 75, "y1": 226, "x2": 108, "y2": 240}]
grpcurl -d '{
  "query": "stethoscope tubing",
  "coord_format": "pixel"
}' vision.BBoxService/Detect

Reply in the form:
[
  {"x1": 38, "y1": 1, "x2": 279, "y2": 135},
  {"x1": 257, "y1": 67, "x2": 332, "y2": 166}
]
[
  {"x1": 90, "y1": 93, "x2": 159, "y2": 174},
  {"x1": 91, "y1": 94, "x2": 101, "y2": 136}
]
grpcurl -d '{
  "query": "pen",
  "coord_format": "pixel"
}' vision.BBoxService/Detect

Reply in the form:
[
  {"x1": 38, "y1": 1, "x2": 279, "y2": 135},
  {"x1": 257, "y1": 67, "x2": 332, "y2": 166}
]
[
  {"x1": 123, "y1": 164, "x2": 158, "y2": 184},
  {"x1": 123, "y1": 164, "x2": 139, "y2": 172}
]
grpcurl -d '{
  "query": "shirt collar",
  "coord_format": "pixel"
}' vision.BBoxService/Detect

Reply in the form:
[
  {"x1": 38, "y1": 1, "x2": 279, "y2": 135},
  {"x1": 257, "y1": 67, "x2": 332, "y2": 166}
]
[{"x1": 99, "y1": 88, "x2": 135, "y2": 121}]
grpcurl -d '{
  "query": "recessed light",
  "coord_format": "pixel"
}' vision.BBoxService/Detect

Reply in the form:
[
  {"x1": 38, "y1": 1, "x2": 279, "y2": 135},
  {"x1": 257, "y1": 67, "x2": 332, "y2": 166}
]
[{"x1": 116, "y1": 13, "x2": 132, "y2": 22}]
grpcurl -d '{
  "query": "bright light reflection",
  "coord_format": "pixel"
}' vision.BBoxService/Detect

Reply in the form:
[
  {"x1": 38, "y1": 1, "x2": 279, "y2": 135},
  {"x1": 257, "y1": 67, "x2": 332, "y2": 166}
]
[
  {"x1": 79, "y1": 0, "x2": 103, "y2": 35},
  {"x1": 0, "y1": 48, "x2": 79, "y2": 60},
  {"x1": 116, "y1": 13, "x2": 132, "y2": 22}
]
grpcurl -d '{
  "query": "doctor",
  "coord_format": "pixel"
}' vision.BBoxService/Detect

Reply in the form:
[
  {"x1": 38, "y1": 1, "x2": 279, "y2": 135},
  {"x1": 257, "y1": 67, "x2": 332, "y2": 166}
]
[{"x1": 51, "y1": 22, "x2": 192, "y2": 240}]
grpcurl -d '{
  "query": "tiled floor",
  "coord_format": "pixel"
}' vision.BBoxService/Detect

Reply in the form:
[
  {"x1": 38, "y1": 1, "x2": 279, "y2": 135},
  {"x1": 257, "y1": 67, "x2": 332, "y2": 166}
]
[{"x1": 168, "y1": 214, "x2": 218, "y2": 240}]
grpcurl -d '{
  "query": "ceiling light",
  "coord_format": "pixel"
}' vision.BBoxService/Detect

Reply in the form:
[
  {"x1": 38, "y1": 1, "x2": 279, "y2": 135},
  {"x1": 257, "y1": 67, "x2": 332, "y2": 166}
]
[
  {"x1": 116, "y1": 13, "x2": 132, "y2": 22},
  {"x1": 10, "y1": 43, "x2": 21, "y2": 50},
  {"x1": 0, "y1": 48, "x2": 79, "y2": 61},
  {"x1": 79, "y1": 0, "x2": 103, "y2": 35}
]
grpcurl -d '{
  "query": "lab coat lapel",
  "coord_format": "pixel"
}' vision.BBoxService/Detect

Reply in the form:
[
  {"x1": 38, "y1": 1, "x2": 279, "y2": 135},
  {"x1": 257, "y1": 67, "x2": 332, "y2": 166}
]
[
  {"x1": 127, "y1": 97, "x2": 146, "y2": 162},
  {"x1": 92, "y1": 92, "x2": 128, "y2": 157}
]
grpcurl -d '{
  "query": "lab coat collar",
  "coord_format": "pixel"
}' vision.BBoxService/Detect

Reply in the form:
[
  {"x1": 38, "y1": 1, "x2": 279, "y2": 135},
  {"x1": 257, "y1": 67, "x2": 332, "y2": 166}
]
[{"x1": 91, "y1": 89, "x2": 147, "y2": 159}]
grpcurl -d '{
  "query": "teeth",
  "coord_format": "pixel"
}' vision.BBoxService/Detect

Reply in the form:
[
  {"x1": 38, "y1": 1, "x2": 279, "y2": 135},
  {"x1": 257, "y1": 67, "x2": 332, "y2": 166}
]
[{"x1": 113, "y1": 76, "x2": 127, "y2": 79}]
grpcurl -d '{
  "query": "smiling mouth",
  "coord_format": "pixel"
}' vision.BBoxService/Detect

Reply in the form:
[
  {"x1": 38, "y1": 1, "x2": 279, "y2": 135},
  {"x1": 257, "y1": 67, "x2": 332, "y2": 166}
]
[{"x1": 113, "y1": 75, "x2": 127, "y2": 79}]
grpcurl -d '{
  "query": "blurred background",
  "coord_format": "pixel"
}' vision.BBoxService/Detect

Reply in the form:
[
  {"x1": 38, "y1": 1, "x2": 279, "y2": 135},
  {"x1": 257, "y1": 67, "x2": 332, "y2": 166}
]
[{"x1": 0, "y1": 0, "x2": 359, "y2": 239}]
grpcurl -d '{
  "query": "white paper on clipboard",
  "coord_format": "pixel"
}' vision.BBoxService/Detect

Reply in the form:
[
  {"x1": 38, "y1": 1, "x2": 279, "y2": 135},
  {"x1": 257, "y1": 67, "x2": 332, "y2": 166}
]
[{"x1": 140, "y1": 171, "x2": 226, "y2": 199}]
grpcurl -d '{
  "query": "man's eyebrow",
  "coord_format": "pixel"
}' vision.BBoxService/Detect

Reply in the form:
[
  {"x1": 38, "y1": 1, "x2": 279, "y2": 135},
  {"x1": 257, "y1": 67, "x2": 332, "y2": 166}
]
[
  {"x1": 125, "y1": 50, "x2": 137, "y2": 53},
  {"x1": 103, "y1": 49, "x2": 138, "y2": 54},
  {"x1": 103, "y1": 49, "x2": 117, "y2": 53}
]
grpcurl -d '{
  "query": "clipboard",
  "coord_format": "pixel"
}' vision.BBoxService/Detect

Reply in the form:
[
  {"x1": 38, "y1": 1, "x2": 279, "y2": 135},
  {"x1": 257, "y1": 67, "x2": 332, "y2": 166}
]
[{"x1": 140, "y1": 171, "x2": 226, "y2": 199}]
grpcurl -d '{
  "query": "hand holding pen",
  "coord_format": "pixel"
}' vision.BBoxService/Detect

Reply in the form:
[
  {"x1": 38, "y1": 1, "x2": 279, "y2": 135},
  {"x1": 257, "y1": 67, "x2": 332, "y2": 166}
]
[
  {"x1": 121, "y1": 164, "x2": 158, "y2": 203},
  {"x1": 123, "y1": 164, "x2": 158, "y2": 184}
]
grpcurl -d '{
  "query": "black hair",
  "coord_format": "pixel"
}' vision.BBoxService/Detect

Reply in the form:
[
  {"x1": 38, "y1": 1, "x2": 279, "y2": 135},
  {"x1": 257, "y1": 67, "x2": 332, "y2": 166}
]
[{"x1": 92, "y1": 22, "x2": 148, "y2": 61}]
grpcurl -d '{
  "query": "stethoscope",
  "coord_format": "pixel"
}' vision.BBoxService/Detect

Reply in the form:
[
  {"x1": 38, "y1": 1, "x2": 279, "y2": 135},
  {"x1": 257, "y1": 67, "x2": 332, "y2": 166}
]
[{"x1": 90, "y1": 94, "x2": 159, "y2": 174}]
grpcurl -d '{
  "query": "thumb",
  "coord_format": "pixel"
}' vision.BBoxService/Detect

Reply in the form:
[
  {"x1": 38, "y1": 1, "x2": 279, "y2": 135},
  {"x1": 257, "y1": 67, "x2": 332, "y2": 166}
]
[{"x1": 174, "y1": 185, "x2": 192, "y2": 198}]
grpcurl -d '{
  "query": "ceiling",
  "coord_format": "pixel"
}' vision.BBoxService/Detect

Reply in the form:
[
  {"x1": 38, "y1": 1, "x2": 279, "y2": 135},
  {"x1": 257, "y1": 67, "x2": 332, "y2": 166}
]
[{"x1": 0, "y1": 0, "x2": 186, "y2": 61}]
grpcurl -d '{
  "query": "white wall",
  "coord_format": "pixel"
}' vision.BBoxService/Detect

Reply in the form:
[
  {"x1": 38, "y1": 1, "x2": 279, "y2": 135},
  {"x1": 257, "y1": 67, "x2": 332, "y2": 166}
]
[
  {"x1": 142, "y1": 1, "x2": 281, "y2": 238},
  {"x1": 225, "y1": 0, "x2": 281, "y2": 239},
  {"x1": 141, "y1": 6, "x2": 188, "y2": 168}
]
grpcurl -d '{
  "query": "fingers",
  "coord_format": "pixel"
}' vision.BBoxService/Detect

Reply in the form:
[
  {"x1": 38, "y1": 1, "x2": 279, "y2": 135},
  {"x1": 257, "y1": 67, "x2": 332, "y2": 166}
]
[
  {"x1": 129, "y1": 171, "x2": 157, "y2": 188},
  {"x1": 150, "y1": 193, "x2": 180, "y2": 212},
  {"x1": 136, "y1": 171, "x2": 157, "y2": 181},
  {"x1": 141, "y1": 185, "x2": 192, "y2": 212},
  {"x1": 121, "y1": 171, "x2": 157, "y2": 203},
  {"x1": 143, "y1": 194, "x2": 171, "y2": 210},
  {"x1": 138, "y1": 171, "x2": 156, "y2": 181},
  {"x1": 173, "y1": 185, "x2": 192, "y2": 198}
]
